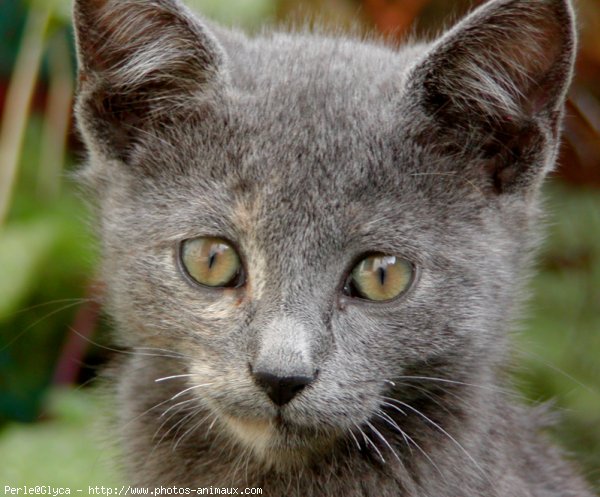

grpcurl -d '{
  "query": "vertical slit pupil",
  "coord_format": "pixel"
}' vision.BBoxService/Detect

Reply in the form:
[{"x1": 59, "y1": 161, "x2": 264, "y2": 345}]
[
  {"x1": 378, "y1": 266, "x2": 386, "y2": 286},
  {"x1": 208, "y1": 248, "x2": 218, "y2": 269}
]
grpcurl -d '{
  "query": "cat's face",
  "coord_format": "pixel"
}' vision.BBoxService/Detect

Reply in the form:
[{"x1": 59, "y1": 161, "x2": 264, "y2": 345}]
[{"x1": 73, "y1": 0, "x2": 575, "y2": 465}]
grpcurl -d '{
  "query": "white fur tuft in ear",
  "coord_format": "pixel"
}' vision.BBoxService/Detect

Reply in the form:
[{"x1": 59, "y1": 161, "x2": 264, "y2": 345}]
[
  {"x1": 74, "y1": 0, "x2": 225, "y2": 88},
  {"x1": 73, "y1": 0, "x2": 228, "y2": 161},
  {"x1": 411, "y1": 0, "x2": 576, "y2": 123}
]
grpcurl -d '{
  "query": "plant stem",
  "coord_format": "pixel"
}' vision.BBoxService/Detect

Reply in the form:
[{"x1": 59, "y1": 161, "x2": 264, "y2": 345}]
[
  {"x1": 0, "y1": 5, "x2": 51, "y2": 226},
  {"x1": 37, "y1": 31, "x2": 73, "y2": 200}
]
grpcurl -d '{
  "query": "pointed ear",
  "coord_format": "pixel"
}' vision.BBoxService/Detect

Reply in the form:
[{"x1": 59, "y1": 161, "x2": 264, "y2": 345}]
[
  {"x1": 73, "y1": 0, "x2": 227, "y2": 162},
  {"x1": 407, "y1": 0, "x2": 576, "y2": 194}
]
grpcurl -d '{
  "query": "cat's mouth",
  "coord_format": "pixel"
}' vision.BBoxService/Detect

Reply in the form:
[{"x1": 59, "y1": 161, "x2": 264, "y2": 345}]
[{"x1": 221, "y1": 412, "x2": 338, "y2": 465}]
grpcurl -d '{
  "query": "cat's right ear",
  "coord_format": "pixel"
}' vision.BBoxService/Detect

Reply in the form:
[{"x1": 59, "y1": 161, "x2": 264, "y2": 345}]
[{"x1": 73, "y1": 0, "x2": 227, "y2": 163}]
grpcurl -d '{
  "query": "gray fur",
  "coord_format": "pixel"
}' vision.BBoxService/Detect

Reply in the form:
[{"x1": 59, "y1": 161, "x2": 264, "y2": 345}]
[{"x1": 73, "y1": 0, "x2": 595, "y2": 495}]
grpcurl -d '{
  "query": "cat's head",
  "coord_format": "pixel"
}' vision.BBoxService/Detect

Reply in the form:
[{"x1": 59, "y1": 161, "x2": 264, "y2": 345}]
[{"x1": 73, "y1": 0, "x2": 576, "y2": 466}]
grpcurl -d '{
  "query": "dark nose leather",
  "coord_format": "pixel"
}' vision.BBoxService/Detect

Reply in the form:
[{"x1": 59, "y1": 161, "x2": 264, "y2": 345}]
[{"x1": 252, "y1": 370, "x2": 316, "y2": 407}]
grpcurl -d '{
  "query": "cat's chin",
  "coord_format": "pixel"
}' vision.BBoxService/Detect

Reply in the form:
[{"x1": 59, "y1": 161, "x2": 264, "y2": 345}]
[{"x1": 221, "y1": 413, "x2": 339, "y2": 470}]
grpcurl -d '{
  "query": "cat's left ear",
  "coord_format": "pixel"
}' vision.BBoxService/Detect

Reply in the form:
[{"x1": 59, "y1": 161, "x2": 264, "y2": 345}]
[
  {"x1": 73, "y1": 0, "x2": 228, "y2": 163},
  {"x1": 406, "y1": 0, "x2": 576, "y2": 194}
]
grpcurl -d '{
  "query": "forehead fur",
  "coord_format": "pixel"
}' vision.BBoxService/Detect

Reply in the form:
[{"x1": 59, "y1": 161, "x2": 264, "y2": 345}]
[{"x1": 75, "y1": 0, "x2": 575, "y2": 285}]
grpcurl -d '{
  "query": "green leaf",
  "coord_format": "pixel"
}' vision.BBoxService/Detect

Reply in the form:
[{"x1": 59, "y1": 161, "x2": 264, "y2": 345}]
[
  {"x1": 0, "y1": 388, "x2": 121, "y2": 487},
  {"x1": 25, "y1": 0, "x2": 72, "y2": 25},
  {"x1": 0, "y1": 221, "x2": 58, "y2": 319}
]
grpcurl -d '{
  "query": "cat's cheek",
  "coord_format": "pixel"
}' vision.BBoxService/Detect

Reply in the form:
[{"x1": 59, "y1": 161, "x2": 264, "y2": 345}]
[
  {"x1": 332, "y1": 296, "x2": 423, "y2": 366},
  {"x1": 108, "y1": 276, "x2": 247, "y2": 348}
]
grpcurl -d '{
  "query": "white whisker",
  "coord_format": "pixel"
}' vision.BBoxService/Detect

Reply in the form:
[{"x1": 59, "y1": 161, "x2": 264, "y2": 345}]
[
  {"x1": 171, "y1": 383, "x2": 214, "y2": 400},
  {"x1": 365, "y1": 420, "x2": 402, "y2": 464},
  {"x1": 388, "y1": 397, "x2": 486, "y2": 478},
  {"x1": 354, "y1": 422, "x2": 385, "y2": 463},
  {"x1": 380, "y1": 399, "x2": 407, "y2": 417},
  {"x1": 160, "y1": 398, "x2": 197, "y2": 418},
  {"x1": 394, "y1": 375, "x2": 513, "y2": 397},
  {"x1": 347, "y1": 427, "x2": 362, "y2": 451},
  {"x1": 374, "y1": 409, "x2": 445, "y2": 480},
  {"x1": 375, "y1": 409, "x2": 411, "y2": 451},
  {"x1": 155, "y1": 374, "x2": 195, "y2": 383}
]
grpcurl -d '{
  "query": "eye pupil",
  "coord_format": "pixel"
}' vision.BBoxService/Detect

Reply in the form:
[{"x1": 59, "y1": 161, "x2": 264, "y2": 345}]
[
  {"x1": 344, "y1": 253, "x2": 413, "y2": 302},
  {"x1": 208, "y1": 251, "x2": 217, "y2": 269},
  {"x1": 180, "y1": 237, "x2": 243, "y2": 289}
]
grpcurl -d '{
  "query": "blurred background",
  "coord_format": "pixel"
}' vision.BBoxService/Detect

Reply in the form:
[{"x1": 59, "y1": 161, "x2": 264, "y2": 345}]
[{"x1": 0, "y1": 0, "x2": 598, "y2": 490}]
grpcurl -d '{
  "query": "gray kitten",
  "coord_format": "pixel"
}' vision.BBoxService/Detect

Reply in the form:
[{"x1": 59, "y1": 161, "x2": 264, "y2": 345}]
[{"x1": 73, "y1": 0, "x2": 596, "y2": 495}]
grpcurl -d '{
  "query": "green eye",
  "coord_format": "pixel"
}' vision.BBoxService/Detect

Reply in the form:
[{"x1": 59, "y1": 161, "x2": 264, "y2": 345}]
[
  {"x1": 180, "y1": 237, "x2": 243, "y2": 288},
  {"x1": 344, "y1": 254, "x2": 413, "y2": 302}
]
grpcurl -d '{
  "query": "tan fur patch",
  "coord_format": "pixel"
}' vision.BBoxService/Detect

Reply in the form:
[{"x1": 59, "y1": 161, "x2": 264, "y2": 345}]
[
  {"x1": 232, "y1": 196, "x2": 268, "y2": 301},
  {"x1": 222, "y1": 414, "x2": 275, "y2": 458}
]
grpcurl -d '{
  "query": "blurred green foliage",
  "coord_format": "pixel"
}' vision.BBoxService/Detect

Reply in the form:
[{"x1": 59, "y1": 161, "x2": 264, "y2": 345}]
[
  {"x1": 187, "y1": 0, "x2": 276, "y2": 27},
  {"x1": 0, "y1": 388, "x2": 120, "y2": 486},
  {"x1": 516, "y1": 185, "x2": 600, "y2": 487},
  {"x1": 0, "y1": 0, "x2": 27, "y2": 75},
  {"x1": 0, "y1": 116, "x2": 94, "y2": 423}
]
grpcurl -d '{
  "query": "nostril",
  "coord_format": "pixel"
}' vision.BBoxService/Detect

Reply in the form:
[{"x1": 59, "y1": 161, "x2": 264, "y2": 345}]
[
  {"x1": 251, "y1": 369, "x2": 316, "y2": 407},
  {"x1": 291, "y1": 382, "x2": 306, "y2": 395}
]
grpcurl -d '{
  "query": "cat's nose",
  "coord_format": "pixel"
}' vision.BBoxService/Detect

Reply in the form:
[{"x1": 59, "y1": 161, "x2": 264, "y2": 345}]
[{"x1": 251, "y1": 369, "x2": 317, "y2": 407}]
